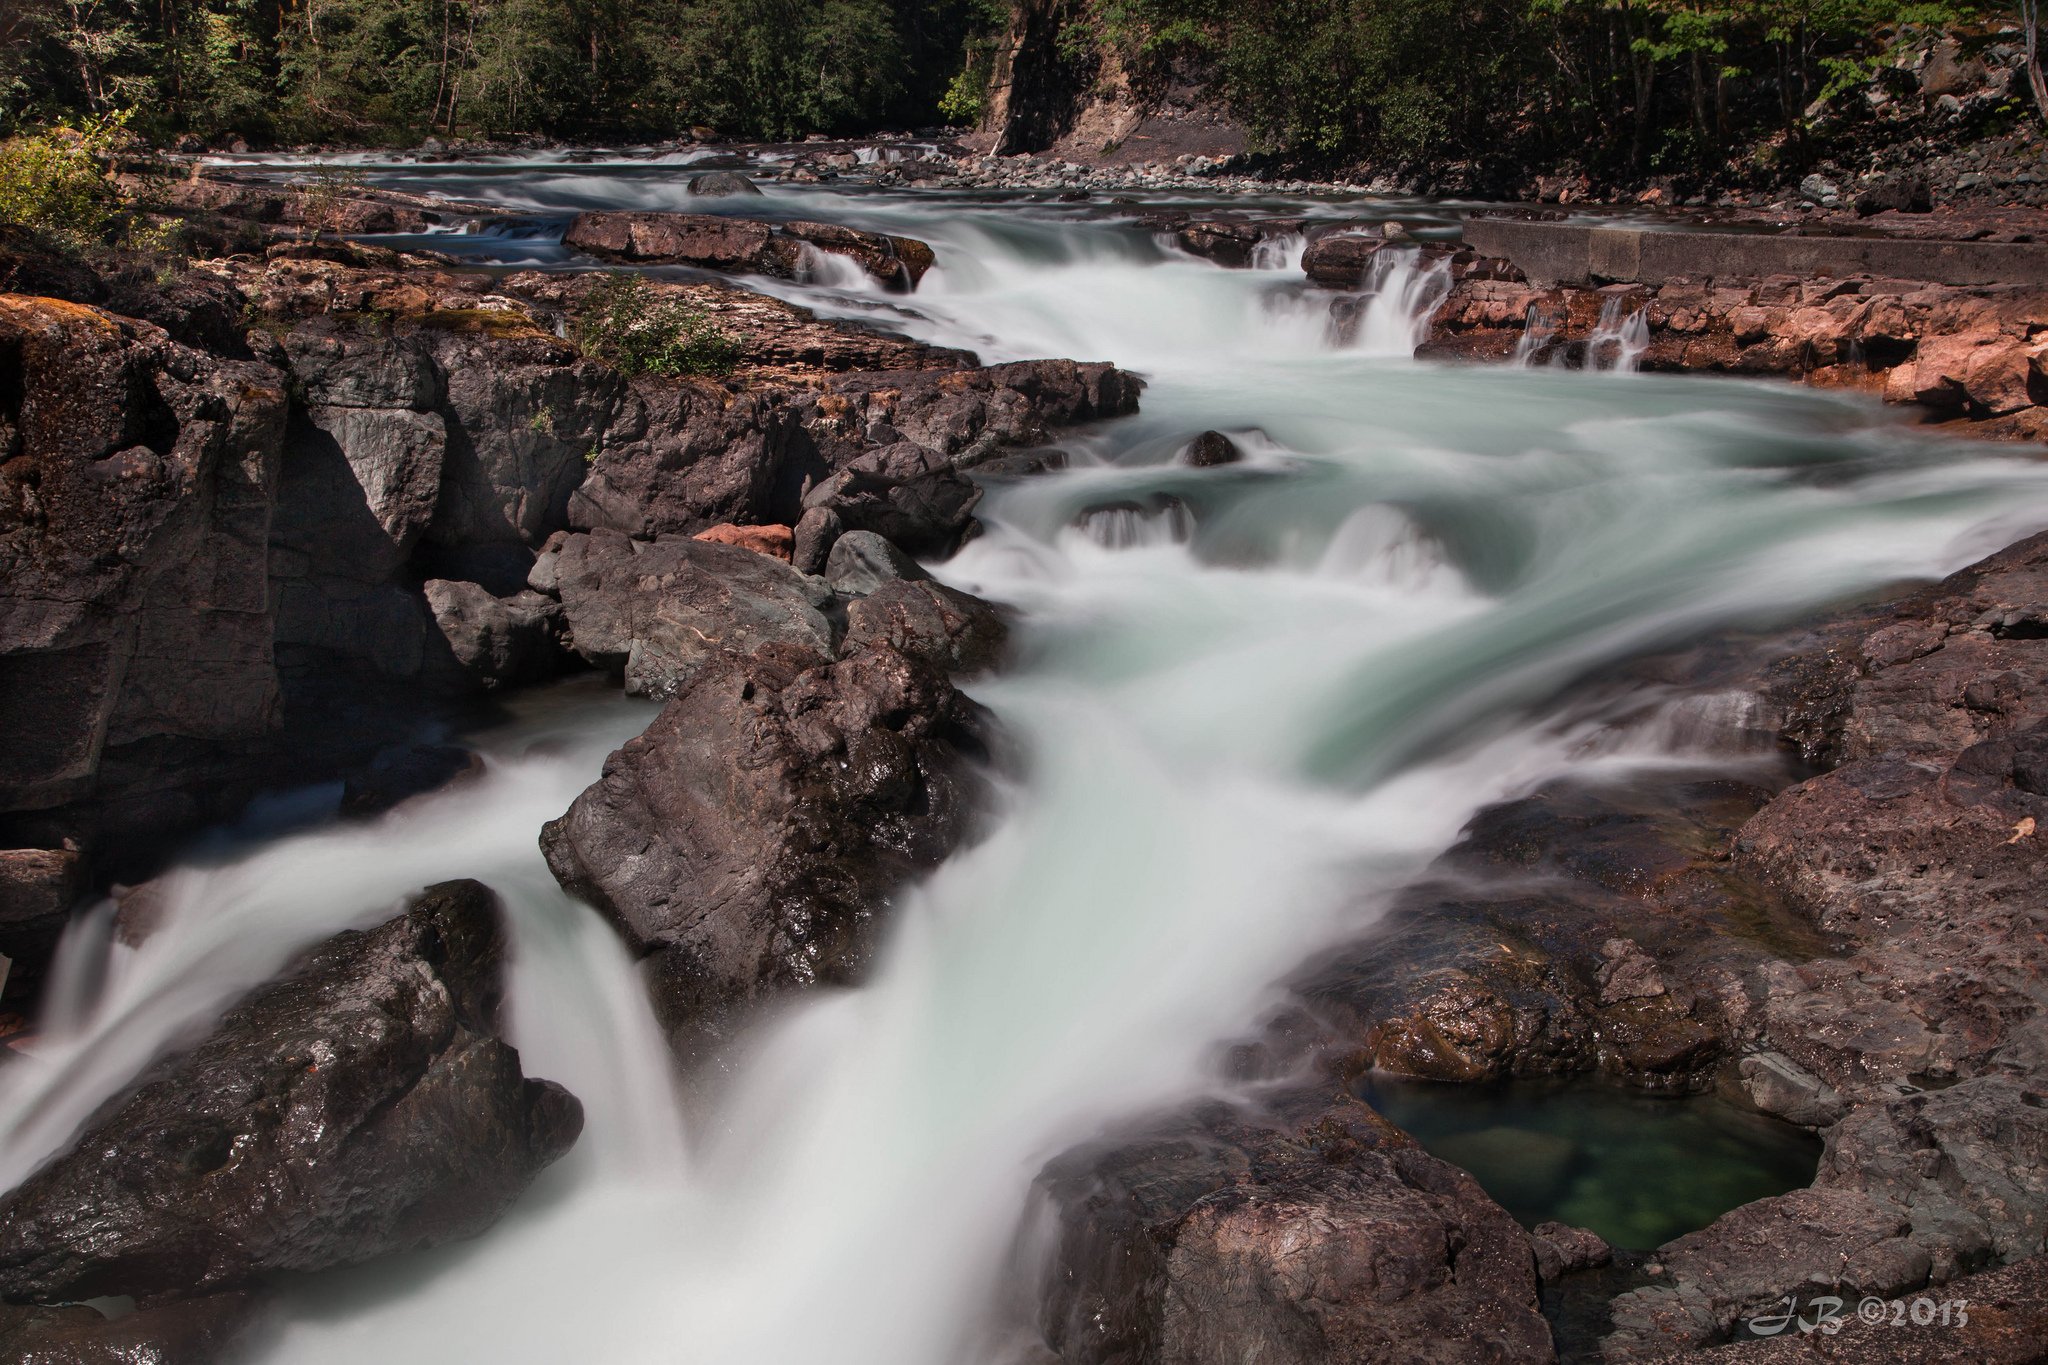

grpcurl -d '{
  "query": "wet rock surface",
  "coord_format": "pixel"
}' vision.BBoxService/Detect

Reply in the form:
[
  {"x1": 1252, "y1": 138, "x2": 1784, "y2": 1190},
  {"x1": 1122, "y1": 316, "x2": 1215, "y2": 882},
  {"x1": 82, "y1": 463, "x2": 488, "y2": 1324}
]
[
  {"x1": 0, "y1": 880, "x2": 581, "y2": 1304},
  {"x1": 1035, "y1": 1087, "x2": 1554, "y2": 1365},
  {"x1": 541, "y1": 638, "x2": 996, "y2": 1060},
  {"x1": 0, "y1": 1291, "x2": 265, "y2": 1365}
]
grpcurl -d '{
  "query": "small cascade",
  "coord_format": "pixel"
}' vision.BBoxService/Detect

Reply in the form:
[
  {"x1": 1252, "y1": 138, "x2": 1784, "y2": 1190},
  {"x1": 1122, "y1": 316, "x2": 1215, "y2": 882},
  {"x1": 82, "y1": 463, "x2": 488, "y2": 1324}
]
[
  {"x1": 1351, "y1": 248, "x2": 1454, "y2": 358},
  {"x1": 1586, "y1": 294, "x2": 1650, "y2": 372},
  {"x1": 1512, "y1": 300, "x2": 1563, "y2": 366},
  {"x1": 1249, "y1": 232, "x2": 1306, "y2": 272},
  {"x1": 1072, "y1": 496, "x2": 1196, "y2": 550},
  {"x1": 793, "y1": 241, "x2": 879, "y2": 291}
]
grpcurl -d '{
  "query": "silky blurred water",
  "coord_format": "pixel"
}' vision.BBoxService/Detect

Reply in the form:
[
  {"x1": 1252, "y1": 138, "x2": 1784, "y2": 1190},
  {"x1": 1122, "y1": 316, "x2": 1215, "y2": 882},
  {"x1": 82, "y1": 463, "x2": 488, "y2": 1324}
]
[{"x1": 5, "y1": 157, "x2": 2048, "y2": 1363}]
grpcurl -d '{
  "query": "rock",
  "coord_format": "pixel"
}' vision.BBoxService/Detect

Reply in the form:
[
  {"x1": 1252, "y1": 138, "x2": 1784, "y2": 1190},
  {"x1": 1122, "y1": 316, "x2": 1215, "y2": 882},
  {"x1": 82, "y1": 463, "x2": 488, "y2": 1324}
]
[
  {"x1": 823, "y1": 529, "x2": 928, "y2": 596},
  {"x1": 423, "y1": 579, "x2": 563, "y2": 688},
  {"x1": 569, "y1": 358, "x2": 1140, "y2": 542},
  {"x1": 1799, "y1": 173, "x2": 1841, "y2": 206},
  {"x1": 1740, "y1": 1051, "x2": 1847, "y2": 1129},
  {"x1": 843, "y1": 579, "x2": 1008, "y2": 677},
  {"x1": 0, "y1": 881, "x2": 581, "y2": 1303},
  {"x1": 0, "y1": 847, "x2": 82, "y2": 1001},
  {"x1": 1529, "y1": 1221, "x2": 1613, "y2": 1281},
  {"x1": 687, "y1": 171, "x2": 761, "y2": 197},
  {"x1": 1180, "y1": 429, "x2": 1242, "y2": 467},
  {"x1": 0, "y1": 1291, "x2": 264, "y2": 1364},
  {"x1": 563, "y1": 211, "x2": 935, "y2": 289},
  {"x1": 1034, "y1": 1088, "x2": 1554, "y2": 1365},
  {"x1": 1596, "y1": 937, "x2": 1667, "y2": 1004},
  {"x1": 801, "y1": 442, "x2": 982, "y2": 559},
  {"x1": 529, "y1": 528, "x2": 835, "y2": 699},
  {"x1": 691, "y1": 521, "x2": 794, "y2": 562},
  {"x1": 1173, "y1": 221, "x2": 1264, "y2": 267},
  {"x1": 540, "y1": 642, "x2": 991, "y2": 1058},
  {"x1": 1604, "y1": 1076, "x2": 2048, "y2": 1357},
  {"x1": 791, "y1": 504, "x2": 844, "y2": 575},
  {"x1": 1855, "y1": 172, "x2": 1935, "y2": 216},
  {"x1": 1301, "y1": 232, "x2": 1385, "y2": 287}
]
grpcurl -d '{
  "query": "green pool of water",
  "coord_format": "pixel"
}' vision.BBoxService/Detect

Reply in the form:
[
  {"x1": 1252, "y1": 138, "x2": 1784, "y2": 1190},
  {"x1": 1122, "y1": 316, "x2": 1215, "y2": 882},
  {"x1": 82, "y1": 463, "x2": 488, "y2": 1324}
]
[{"x1": 1357, "y1": 1074, "x2": 1822, "y2": 1250}]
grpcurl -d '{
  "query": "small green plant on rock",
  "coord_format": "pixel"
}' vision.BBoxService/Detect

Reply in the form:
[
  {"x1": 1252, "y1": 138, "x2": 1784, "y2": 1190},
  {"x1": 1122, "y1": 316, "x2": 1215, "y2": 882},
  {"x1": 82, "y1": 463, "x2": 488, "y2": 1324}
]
[
  {"x1": 0, "y1": 113, "x2": 129, "y2": 248},
  {"x1": 574, "y1": 272, "x2": 742, "y2": 379}
]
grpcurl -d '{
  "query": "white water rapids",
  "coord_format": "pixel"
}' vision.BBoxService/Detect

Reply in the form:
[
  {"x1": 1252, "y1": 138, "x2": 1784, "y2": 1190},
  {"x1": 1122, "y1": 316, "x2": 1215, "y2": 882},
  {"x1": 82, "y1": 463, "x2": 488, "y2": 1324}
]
[{"x1": 7, "y1": 167, "x2": 2048, "y2": 1362}]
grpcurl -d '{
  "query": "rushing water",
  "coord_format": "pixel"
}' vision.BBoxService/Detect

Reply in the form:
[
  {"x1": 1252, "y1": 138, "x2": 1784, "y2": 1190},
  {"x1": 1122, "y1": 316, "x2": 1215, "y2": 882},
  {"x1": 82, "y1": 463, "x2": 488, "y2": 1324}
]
[{"x1": 8, "y1": 159, "x2": 2048, "y2": 1362}]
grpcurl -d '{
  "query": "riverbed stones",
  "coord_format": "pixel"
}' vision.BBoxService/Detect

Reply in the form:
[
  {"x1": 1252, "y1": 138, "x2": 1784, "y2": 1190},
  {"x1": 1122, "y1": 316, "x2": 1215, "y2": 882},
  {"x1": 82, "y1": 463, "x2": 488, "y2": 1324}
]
[{"x1": 0, "y1": 880, "x2": 582, "y2": 1304}]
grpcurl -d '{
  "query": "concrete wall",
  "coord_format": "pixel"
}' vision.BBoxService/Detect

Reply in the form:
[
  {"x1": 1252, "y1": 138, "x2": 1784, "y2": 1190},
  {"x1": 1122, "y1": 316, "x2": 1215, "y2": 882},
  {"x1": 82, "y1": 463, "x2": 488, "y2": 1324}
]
[{"x1": 1459, "y1": 217, "x2": 2048, "y2": 289}]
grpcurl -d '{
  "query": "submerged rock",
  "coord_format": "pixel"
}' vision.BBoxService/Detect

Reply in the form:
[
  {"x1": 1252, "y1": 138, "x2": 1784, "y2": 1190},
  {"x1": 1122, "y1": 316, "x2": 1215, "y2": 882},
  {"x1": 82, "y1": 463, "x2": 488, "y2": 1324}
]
[{"x1": 0, "y1": 880, "x2": 581, "y2": 1304}]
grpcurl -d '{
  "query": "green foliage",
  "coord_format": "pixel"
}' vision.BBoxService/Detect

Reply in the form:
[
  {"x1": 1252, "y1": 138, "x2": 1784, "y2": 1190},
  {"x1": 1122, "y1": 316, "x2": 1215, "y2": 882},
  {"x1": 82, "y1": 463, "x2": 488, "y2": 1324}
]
[
  {"x1": 0, "y1": 111, "x2": 127, "y2": 245},
  {"x1": 575, "y1": 273, "x2": 743, "y2": 379},
  {"x1": 1076, "y1": 0, "x2": 2006, "y2": 172},
  {"x1": 1, "y1": 0, "x2": 1000, "y2": 145}
]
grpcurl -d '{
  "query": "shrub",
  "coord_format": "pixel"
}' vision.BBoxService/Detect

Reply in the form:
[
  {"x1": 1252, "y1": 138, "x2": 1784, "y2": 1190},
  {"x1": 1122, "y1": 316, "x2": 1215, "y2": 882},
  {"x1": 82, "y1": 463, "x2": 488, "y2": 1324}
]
[
  {"x1": 0, "y1": 113, "x2": 128, "y2": 246},
  {"x1": 574, "y1": 272, "x2": 743, "y2": 378}
]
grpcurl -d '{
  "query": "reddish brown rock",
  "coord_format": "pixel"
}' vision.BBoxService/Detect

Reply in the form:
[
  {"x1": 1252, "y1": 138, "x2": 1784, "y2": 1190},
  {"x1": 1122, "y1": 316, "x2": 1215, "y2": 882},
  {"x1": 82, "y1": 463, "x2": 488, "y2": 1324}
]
[
  {"x1": 692, "y1": 521, "x2": 795, "y2": 561},
  {"x1": 563, "y1": 211, "x2": 936, "y2": 289}
]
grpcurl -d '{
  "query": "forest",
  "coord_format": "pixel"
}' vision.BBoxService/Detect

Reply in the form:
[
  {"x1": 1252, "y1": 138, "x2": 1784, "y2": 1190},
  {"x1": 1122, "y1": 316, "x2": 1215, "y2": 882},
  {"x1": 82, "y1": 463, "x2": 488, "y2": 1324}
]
[{"x1": 0, "y1": 0, "x2": 2032, "y2": 175}]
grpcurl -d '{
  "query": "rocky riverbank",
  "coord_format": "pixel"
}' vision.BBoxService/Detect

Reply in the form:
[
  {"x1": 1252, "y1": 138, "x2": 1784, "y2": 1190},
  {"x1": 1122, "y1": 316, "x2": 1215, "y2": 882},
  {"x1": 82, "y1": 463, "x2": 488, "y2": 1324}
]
[{"x1": 1024, "y1": 525, "x2": 2048, "y2": 1360}]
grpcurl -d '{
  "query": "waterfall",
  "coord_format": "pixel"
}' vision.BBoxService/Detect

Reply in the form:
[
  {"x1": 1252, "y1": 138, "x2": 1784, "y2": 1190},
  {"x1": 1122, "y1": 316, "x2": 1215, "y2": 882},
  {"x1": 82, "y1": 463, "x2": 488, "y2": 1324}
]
[
  {"x1": 1587, "y1": 293, "x2": 1651, "y2": 372},
  {"x1": 13, "y1": 153, "x2": 2048, "y2": 1365},
  {"x1": 1353, "y1": 247, "x2": 1454, "y2": 357}
]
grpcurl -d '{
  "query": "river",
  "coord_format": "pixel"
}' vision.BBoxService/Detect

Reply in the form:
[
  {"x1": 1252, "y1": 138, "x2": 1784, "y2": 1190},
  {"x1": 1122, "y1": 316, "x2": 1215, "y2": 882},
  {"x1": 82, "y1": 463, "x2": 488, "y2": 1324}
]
[{"x1": 6, "y1": 152, "x2": 2048, "y2": 1363}]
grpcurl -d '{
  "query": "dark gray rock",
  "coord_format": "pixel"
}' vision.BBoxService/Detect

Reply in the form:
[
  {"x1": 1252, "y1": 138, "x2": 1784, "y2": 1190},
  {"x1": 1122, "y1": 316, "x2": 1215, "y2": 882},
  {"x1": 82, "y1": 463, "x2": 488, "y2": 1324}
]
[
  {"x1": 802, "y1": 442, "x2": 981, "y2": 559},
  {"x1": 0, "y1": 880, "x2": 581, "y2": 1303},
  {"x1": 1035, "y1": 1088, "x2": 1553, "y2": 1365},
  {"x1": 823, "y1": 529, "x2": 929, "y2": 597},
  {"x1": 423, "y1": 579, "x2": 563, "y2": 688},
  {"x1": 528, "y1": 528, "x2": 835, "y2": 698},
  {"x1": 688, "y1": 171, "x2": 762, "y2": 198},
  {"x1": 541, "y1": 642, "x2": 991, "y2": 1060},
  {"x1": 792, "y1": 504, "x2": 844, "y2": 576},
  {"x1": 1180, "y1": 429, "x2": 1242, "y2": 467},
  {"x1": 843, "y1": 579, "x2": 1007, "y2": 677}
]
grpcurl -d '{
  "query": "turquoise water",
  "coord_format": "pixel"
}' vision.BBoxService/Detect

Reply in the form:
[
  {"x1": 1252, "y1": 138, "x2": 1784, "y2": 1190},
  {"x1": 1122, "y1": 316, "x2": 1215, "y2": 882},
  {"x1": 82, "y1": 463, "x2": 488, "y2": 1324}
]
[{"x1": 1359, "y1": 1073, "x2": 1822, "y2": 1249}]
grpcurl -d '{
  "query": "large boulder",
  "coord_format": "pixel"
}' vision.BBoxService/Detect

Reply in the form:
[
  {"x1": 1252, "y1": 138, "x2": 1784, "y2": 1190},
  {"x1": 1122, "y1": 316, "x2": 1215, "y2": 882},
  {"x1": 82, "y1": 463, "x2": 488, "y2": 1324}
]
[
  {"x1": 1035, "y1": 1088, "x2": 1553, "y2": 1365},
  {"x1": 541, "y1": 641, "x2": 991, "y2": 1057},
  {"x1": 0, "y1": 880, "x2": 581, "y2": 1304},
  {"x1": 527, "y1": 528, "x2": 836, "y2": 698}
]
